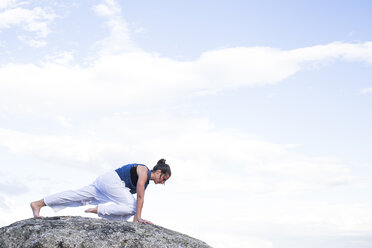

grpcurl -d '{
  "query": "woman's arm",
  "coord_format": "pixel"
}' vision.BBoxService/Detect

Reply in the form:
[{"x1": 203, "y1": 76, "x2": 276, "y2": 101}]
[{"x1": 134, "y1": 165, "x2": 153, "y2": 224}]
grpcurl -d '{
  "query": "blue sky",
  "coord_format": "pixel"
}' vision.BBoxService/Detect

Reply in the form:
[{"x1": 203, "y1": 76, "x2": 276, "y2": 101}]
[{"x1": 1, "y1": 1, "x2": 372, "y2": 248}]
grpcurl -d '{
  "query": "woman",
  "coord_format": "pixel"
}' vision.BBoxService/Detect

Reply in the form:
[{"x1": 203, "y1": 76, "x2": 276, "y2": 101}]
[{"x1": 30, "y1": 159, "x2": 171, "y2": 224}]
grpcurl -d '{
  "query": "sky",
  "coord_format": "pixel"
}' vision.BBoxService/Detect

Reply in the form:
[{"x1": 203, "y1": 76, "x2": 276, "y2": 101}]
[{"x1": 0, "y1": 0, "x2": 372, "y2": 247}]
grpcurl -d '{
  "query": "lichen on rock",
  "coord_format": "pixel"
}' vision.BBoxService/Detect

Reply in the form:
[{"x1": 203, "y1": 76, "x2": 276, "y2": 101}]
[{"x1": 0, "y1": 216, "x2": 212, "y2": 248}]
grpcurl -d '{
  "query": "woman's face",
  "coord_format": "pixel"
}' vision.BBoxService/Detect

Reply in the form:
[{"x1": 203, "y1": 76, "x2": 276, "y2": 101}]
[{"x1": 155, "y1": 170, "x2": 170, "y2": 184}]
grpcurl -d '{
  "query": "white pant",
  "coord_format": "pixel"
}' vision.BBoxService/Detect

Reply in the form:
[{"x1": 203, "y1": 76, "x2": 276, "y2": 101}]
[{"x1": 44, "y1": 171, "x2": 136, "y2": 221}]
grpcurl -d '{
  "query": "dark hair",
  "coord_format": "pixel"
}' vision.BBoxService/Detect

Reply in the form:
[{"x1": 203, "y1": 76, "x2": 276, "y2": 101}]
[{"x1": 152, "y1": 158, "x2": 171, "y2": 176}]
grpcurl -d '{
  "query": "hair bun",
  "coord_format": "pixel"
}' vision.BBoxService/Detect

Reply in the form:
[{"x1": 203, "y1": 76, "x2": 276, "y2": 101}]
[
  {"x1": 158, "y1": 158, "x2": 166, "y2": 164},
  {"x1": 152, "y1": 158, "x2": 171, "y2": 176}
]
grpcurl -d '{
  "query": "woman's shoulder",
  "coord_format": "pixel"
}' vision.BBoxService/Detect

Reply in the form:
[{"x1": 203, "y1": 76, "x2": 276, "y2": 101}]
[{"x1": 117, "y1": 163, "x2": 149, "y2": 173}]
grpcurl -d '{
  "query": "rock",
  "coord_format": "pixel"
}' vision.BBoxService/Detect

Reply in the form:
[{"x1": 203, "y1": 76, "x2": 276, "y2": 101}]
[{"x1": 0, "y1": 216, "x2": 212, "y2": 248}]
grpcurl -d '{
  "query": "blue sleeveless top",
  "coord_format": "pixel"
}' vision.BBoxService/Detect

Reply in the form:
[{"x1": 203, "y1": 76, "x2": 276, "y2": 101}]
[{"x1": 115, "y1": 163, "x2": 151, "y2": 194}]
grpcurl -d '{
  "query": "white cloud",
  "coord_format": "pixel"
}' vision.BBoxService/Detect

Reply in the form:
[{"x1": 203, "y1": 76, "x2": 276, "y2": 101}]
[
  {"x1": 0, "y1": 0, "x2": 17, "y2": 10},
  {"x1": 360, "y1": 87, "x2": 372, "y2": 94},
  {"x1": 93, "y1": 0, "x2": 121, "y2": 17},
  {"x1": 0, "y1": 195, "x2": 12, "y2": 210},
  {"x1": 134, "y1": 26, "x2": 146, "y2": 34},
  {"x1": 0, "y1": 181, "x2": 29, "y2": 195},
  {"x1": 204, "y1": 234, "x2": 273, "y2": 248},
  {"x1": 56, "y1": 115, "x2": 72, "y2": 128},
  {"x1": 0, "y1": 42, "x2": 372, "y2": 118},
  {"x1": 92, "y1": 0, "x2": 134, "y2": 54},
  {"x1": 0, "y1": 2, "x2": 55, "y2": 47},
  {"x1": 28, "y1": 38, "x2": 47, "y2": 47},
  {"x1": 0, "y1": 6, "x2": 55, "y2": 37},
  {"x1": 0, "y1": 128, "x2": 128, "y2": 169},
  {"x1": 45, "y1": 51, "x2": 75, "y2": 65},
  {"x1": 18, "y1": 35, "x2": 47, "y2": 47},
  {"x1": 0, "y1": 113, "x2": 354, "y2": 191}
]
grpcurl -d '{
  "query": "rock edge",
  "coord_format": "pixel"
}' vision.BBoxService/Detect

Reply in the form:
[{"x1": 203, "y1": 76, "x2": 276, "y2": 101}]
[{"x1": 0, "y1": 216, "x2": 212, "y2": 248}]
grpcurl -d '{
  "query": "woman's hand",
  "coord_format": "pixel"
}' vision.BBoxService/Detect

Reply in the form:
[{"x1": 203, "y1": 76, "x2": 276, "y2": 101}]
[
  {"x1": 133, "y1": 216, "x2": 154, "y2": 225},
  {"x1": 134, "y1": 216, "x2": 153, "y2": 224},
  {"x1": 138, "y1": 218, "x2": 153, "y2": 224}
]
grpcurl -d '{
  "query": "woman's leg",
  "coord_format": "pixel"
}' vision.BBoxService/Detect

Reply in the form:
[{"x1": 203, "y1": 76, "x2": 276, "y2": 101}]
[
  {"x1": 92, "y1": 171, "x2": 136, "y2": 220},
  {"x1": 43, "y1": 184, "x2": 100, "y2": 212},
  {"x1": 31, "y1": 183, "x2": 99, "y2": 217}
]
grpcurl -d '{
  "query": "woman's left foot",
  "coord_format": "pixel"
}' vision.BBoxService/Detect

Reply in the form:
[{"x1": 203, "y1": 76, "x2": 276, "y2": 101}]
[
  {"x1": 30, "y1": 200, "x2": 45, "y2": 218},
  {"x1": 85, "y1": 206, "x2": 98, "y2": 214}
]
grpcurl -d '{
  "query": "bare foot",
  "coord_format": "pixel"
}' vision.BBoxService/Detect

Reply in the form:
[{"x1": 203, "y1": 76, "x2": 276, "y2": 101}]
[
  {"x1": 85, "y1": 206, "x2": 98, "y2": 214},
  {"x1": 30, "y1": 199, "x2": 45, "y2": 218}
]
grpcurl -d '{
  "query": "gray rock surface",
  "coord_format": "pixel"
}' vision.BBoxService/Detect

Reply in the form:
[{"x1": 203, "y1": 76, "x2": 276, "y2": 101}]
[{"x1": 0, "y1": 216, "x2": 212, "y2": 248}]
